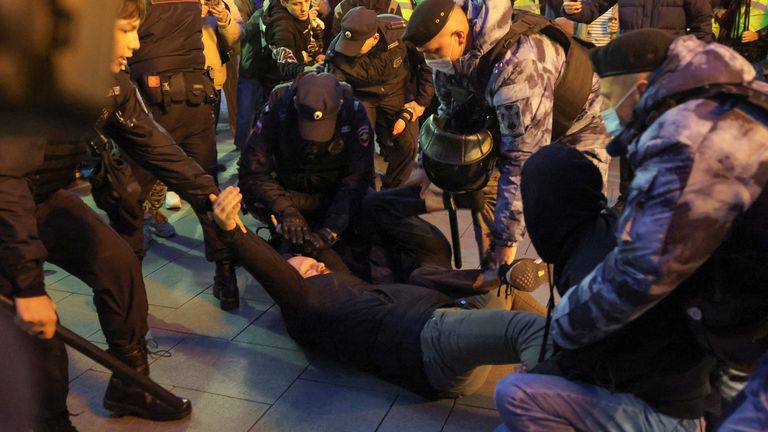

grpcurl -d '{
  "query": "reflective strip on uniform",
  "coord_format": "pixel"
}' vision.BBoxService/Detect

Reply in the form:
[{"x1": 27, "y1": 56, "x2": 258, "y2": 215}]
[{"x1": 397, "y1": 0, "x2": 414, "y2": 20}]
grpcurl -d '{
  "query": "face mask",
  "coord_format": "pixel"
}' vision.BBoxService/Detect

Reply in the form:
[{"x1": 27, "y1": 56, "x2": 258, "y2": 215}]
[
  {"x1": 600, "y1": 84, "x2": 641, "y2": 137},
  {"x1": 425, "y1": 35, "x2": 456, "y2": 75},
  {"x1": 600, "y1": 108, "x2": 622, "y2": 137}
]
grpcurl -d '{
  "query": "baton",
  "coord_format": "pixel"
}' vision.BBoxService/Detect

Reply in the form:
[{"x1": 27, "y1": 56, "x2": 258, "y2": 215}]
[
  {"x1": 446, "y1": 193, "x2": 462, "y2": 269},
  {"x1": 0, "y1": 294, "x2": 187, "y2": 411}
]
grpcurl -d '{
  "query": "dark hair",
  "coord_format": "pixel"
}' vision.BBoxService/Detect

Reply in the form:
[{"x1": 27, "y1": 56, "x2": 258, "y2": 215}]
[{"x1": 118, "y1": 0, "x2": 146, "y2": 21}]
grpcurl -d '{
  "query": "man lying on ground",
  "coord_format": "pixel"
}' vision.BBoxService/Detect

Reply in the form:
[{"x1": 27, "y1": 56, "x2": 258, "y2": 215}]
[{"x1": 209, "y1": 186, "x2": 548, "y2": 398}]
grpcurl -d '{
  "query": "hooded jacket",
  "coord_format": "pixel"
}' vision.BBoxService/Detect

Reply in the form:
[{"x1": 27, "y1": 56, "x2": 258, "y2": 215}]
[
  {"x1": 433, "y1": 0, "x2": 611, "y2": 247},
  {"x1": 552, "y1": 36, "x2": 768, "y2": 372},
  {"x1": 564, "y1": 0, "x2": 714, "y2": 42},
  {"x1": 261, "y1": 0, "x2": 325, "y2": 89},
  {"x1": 522, "y1": 145, "x2": 714, "y2": 419}
]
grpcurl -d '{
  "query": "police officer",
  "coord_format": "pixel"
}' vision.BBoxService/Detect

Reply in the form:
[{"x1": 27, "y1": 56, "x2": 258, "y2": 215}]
[
  {"x1": 402, "y1": 0, "x2": 610, "y2": 272},
  {"x1": 0, "y1": 3, "x2": 208, "y2": 429},
  {"x1": 495, "y1": 29, "x2": 768, "y2": 430},
  {"x1": 326, "y1": 6, "x2": 433, "y2": 188},
  {"x1": 127, "y1": 0, "x2": 240, "y2": 310},
  {"x1": 238, "y1": 72, "x2": 373, "y2": 266}
]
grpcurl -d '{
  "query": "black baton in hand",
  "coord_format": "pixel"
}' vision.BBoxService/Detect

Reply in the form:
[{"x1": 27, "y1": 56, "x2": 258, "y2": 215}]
[
  {"x1": 446, "y1": 193, "x2": 462, "y2": 269},
  {"x1": 0, "y1": 294, "x2": 187, "y2": 411}
]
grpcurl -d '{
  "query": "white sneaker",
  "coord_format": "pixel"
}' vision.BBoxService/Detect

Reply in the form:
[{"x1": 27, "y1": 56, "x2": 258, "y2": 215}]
[{"x1": 165, "y1": 191, "x2": 182, "y2": 210}]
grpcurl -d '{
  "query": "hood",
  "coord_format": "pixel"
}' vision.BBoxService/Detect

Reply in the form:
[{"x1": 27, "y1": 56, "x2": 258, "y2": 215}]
[
  {"x1": 637, "y1": 36, "x2": 757, "y2": 111},
  {"x1": 452, "y1": 0, "x2": 513, "y2": 71},
  {"x1": 520, "y1": 144, "x2": 607, "y2": 263},
  {"x1": 609, "y1": 35, "x2": 758, "y2": 157}
]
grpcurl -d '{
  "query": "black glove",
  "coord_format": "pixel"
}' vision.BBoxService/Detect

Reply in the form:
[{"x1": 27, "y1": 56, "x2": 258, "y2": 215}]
[
  {"x1": 279, "y1": 207, "x2": 310, "y2": 245},
  {"x1": 302, "y1": 228, "x2": 337, "y2": 256}
]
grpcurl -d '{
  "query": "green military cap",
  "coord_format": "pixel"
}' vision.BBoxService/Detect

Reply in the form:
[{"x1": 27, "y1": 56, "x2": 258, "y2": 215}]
[
  {"x1": 589, "y1": 29, "x2": 676, "y2": 78},
  {"x1": 403, "y1": 0, "x2": 455, "y2": 46}
]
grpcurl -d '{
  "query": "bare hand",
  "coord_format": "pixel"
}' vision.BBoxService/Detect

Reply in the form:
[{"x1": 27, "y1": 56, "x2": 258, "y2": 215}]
[
  {"x1": 209, "y1": 3, "x2": 229, "y2": 24},
  {"x1": 403, "y1": 101, "x2": 426, "y2": 121},
  {"x1": 609, "y1": 17, "x2": 619, "y2": 34},
  {"x1": 209, "y1": 187, "x2": 247, "y2": 233},
  {"x1": 742, "y1": 30, "x2": 759, "y2": 43},
  {"x1": 402, "y1": 167, "x2": 432, "y2": 199},
  {"x1": 563, "y1": 1, "x2": 582, "y2": 14},
  {"x1": 15, "y1": 295, "x2": 58, "y2": 339},
  {"x1": 309, "y1": 6, "x2": 319, "y2": 22},
  {"x1": 315, "y1": 54, "x2": 326, "y2": 63}
]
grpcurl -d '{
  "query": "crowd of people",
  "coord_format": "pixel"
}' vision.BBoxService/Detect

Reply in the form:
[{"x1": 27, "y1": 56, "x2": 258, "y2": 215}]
[{"x1": 1, "y1": 0, "x2": 768, "y2": 431}]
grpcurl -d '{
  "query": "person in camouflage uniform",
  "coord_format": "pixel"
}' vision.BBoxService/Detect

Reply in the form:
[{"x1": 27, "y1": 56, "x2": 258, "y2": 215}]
[
  {"x1": 495, "y1": 29, "x2": 768, "y2": 431},
  {"x1": 400, "y1": 0, "x2": 610, "y2": 271}
]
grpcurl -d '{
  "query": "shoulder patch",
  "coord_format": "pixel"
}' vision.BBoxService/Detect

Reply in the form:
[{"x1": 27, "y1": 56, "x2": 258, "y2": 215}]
[
  {"x1": 393, "y1": 56, "x2": 403, "y2": 68},
  {"x1": 357, "y1": 125, "x2": 370, "y2": 147}
]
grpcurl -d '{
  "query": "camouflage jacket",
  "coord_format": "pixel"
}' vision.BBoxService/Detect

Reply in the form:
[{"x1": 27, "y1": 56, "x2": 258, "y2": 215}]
[
  {"x1": 434, "y1": 0, "x2": 610, "y2": 245},
  {"x1": 552, "y1": 36, "x2": 768, "y2": 350}
]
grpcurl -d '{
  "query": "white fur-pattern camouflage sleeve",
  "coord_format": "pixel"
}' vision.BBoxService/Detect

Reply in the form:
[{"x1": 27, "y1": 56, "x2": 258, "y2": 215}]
[{"x1": 488, "y1": 34, "x2": 563, "y2": 243}]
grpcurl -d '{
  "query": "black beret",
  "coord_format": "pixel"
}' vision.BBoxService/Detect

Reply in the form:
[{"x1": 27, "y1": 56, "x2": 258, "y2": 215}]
[
  {"x1": 589, "y1": 29, "x2": 676, "y2": 78},
  {"x1": 403, "y1": 0, "x2": 456, "y2": 46}
]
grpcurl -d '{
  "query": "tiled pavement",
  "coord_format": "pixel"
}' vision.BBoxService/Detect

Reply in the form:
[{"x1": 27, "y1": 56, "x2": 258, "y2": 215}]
[{"x1": 52, "y1": 125, "x2": 619, "y2": 431}]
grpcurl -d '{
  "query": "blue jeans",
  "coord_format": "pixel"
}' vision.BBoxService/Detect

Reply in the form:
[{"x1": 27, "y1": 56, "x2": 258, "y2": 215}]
[
  {"x1": 234, "y1": 77, "x2": 265, "y2": 150},
  {"x1": 717, "y1": 353, "x2": 768, "y2": 431},
  {"x1": 494, "y1": 374, "x2": 703, "y2": 432}
]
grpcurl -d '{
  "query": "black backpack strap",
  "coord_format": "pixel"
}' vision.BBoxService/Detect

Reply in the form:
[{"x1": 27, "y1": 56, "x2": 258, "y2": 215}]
[{"x1": 475, "y1": 10, "x2": 593, "y2": 140}]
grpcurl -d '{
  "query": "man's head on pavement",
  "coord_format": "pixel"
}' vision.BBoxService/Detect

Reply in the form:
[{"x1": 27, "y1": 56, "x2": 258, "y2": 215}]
[
  {"x1": 282, "y1": 0, "x2": 311, "y2": 21},
  {"x1": 293, "y1": 72, "x2": 344, "y2": 143},
  {"x1": 112, "y1": 0, "x2": 144, "y2": 73},
  {"x1": 590, "y1": 29, "x2": 675, "y2": 126},
  {"x1": 335, "y1": 7, "x2": 381, "y2": 56},
  {"x1": 405, "y1": 0, "x2": 470, "y2": 68},
  {"x1": 287, "y1": 256, "x2": 333, "y2": 278}
]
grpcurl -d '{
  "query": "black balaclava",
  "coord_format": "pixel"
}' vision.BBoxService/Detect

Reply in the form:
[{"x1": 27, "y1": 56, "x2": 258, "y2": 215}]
[{"x1": 521, "y1": 144, "x2": 607, "y2": 264}]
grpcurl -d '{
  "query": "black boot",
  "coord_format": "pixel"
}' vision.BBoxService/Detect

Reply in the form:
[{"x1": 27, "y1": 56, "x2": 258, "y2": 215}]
[
  {"x1": 213, "y1": 260, "x2": 239, "y2": 310},
  {"x1": 103, "y1": 340, "x2": 192, "y2": 421},
  {"x1": 42, "y1": 412, "x2": 78, "y2": 432}
]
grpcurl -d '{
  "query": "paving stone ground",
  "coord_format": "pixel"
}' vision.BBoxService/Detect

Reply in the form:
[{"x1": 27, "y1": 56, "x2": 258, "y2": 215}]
[{"x1": 55, "y1": 115, "x2": 619, "y2": 431}]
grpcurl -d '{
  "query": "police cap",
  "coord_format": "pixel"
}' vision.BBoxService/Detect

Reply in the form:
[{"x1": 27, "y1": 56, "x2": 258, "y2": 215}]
[
  {"x1": 294, "y1": 73, "x2": 343, "y2": 142},
  {"x1": 403, "y1": 0, "x2": 456, "y2": 47},
  {"x1": 335, "y1": 7, "x2": 379, "y2": 56},
  {"x1": 589, "y1": 29, "x2": 676, "y2": 78}
]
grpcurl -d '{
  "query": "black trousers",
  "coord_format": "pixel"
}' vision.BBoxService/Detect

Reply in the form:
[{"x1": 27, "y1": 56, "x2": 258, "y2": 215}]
[
  {"x1": 2, "y1": 189, "x2": 148, "y2": 421},
  {"x1": 361, "y1": 186, "x2": 452, "y2": 282},
  {"x1": 113, "y1": 101, "x2": 233, "y2": 262},
  {"x1": 362, "y1": 97, "x2": 418, "y2": 189}
]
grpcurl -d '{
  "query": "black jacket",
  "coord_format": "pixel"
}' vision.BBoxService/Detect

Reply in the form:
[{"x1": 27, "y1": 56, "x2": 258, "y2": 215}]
[
  {"x1": 326, "y1": 29, "x2": 434, "y2": 108},
  {"x1": 106, "y1": 70, "x2": 219, "y2": 215},
  {"x1": 238, "y1": 82, "x2": 373, "y2": 235},
  {"x1": 522, "y1": 144, "x2": 714, "y2": 419},
  {"x1": 0, "y1": 70, "x2": 220, "y2": 300},
  {"x1": 129, "y1": 0, "x2": 206, "y2": 77},
  {"x1": 221, "y1": 227, "x2": 456, "y2": 398},
  {"x1": 261, "y1": 1, "x2": 324, "y2": 89},
  {"x1": 564, "y1": 0, "x2": 714, "y2": 42}
]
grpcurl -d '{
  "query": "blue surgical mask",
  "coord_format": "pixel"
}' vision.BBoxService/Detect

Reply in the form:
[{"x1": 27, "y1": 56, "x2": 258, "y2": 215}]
[
  {"x1": 425, "y1": 35, "x2": 456, "y2": 75},
  {"x1": 600, "y1": 84, "x2": 641, "y2": 137},
  {"x1": 600, "y1": 108, "x2": 622, "y2": 137}
]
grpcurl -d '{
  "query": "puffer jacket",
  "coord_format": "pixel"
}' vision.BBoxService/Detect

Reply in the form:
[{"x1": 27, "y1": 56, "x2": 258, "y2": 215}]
[{"x1": 564, "y1": 0, "x2": 714, "y2": 41}]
